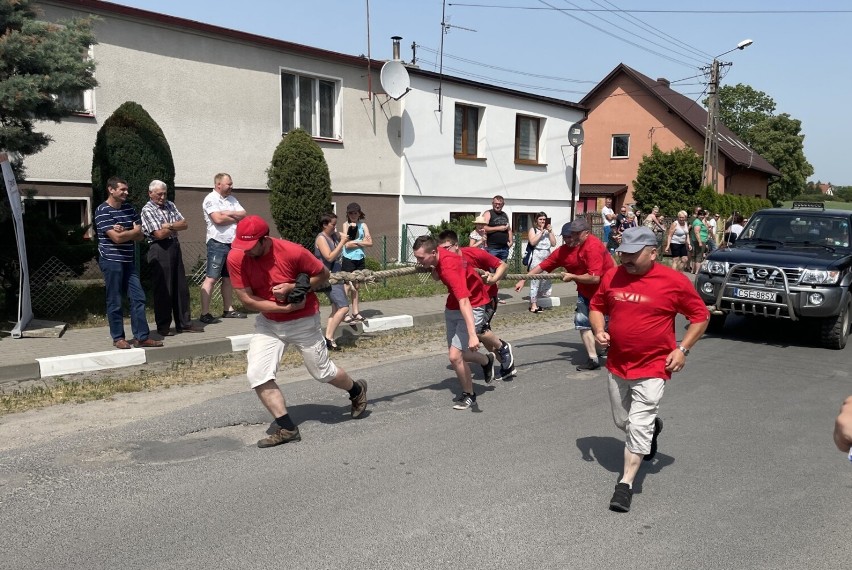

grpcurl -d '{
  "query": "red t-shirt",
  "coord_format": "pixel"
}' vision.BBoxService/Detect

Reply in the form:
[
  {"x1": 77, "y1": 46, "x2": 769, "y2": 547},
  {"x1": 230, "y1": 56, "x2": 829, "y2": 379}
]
[
  {"x1": 537, "y1": 235, "x2": 614, "y2": 299},
  {"x1": 460, "y1": 246, "x2": 501, "y2": 298},
  {"x1": 436, "y1": 248, "x2": 491, "y2": 310},
  {"x1": 590, "y1": 262, "x2": 709, "y2": 380},
  {"x1": 227, "y1": 238, "x2": 323, "y2": 322}
]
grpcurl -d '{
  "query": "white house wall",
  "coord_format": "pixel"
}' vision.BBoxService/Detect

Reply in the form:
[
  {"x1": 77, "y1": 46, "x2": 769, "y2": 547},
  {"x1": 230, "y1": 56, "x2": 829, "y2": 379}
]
[
  {"x1": 399, "y1": 74, "x2": 584, "y2": 229},
  {"x1": 31, "y1": 2, "x2": 400, "y2": 196}
]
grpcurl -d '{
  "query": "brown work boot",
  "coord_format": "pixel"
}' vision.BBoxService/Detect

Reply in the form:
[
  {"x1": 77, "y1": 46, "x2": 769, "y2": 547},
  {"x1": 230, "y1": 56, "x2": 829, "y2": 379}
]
[
  {"x1": 133, "y1": 338, "x2": 164, "y2": 348},
  {"x1": 113, "y1": 339, "x2": 132, "y2": 349},
  {"x1": 257, "y1": 426, "x2": 301, "y2": 448},
  {"x1": 350, "y1": 379, "x2": 368, "y2": 418}
]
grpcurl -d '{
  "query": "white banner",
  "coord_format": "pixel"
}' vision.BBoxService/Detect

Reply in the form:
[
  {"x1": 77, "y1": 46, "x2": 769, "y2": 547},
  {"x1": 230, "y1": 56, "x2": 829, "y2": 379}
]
[{"x1": 1, "y1": 154, "x2": 33, "y2": 338}]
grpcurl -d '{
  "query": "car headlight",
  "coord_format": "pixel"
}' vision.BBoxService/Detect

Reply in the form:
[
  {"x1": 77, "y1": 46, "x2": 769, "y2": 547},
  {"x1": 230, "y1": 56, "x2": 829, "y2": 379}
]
[
  {"x1": 701, "y1": 260, "x2": 729, "y2": 276},
  {"x1": 800, "y1": 269, "x2": 840, "y2": 284}
]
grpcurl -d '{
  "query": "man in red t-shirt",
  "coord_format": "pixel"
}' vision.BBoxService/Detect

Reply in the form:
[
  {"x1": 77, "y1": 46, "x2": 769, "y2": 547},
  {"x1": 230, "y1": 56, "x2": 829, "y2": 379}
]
[
  {"x1": 437, "y1": 230, "x2": 516, "y2": 380},
  {"x1": 515, "y1": 217, "x2": 614, "y2": 371},
  {"x1": 227, "y1": 216, "x2": 368, "y2": 448},
  {"x1": 412, "y1": 235, "x2": 496, "y2": 410},
  {"x1": 589, "y1": 226, "x2": 709, "y2": 513}
]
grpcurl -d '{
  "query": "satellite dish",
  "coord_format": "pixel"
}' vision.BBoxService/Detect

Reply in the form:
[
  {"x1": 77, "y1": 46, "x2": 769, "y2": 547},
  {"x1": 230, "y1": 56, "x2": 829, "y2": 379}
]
[{"x1": 380, "y1": 60, "x2": 410, "y2": 100}]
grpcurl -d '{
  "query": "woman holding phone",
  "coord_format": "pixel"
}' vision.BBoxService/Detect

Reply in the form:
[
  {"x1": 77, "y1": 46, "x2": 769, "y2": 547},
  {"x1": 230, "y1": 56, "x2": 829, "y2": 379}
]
[
  {"x1": 521, "y1": 212, "x2": 556, "y2": 313},
  {"x1": 341, "y1": 202, "x2": 372, "y2": 323}
]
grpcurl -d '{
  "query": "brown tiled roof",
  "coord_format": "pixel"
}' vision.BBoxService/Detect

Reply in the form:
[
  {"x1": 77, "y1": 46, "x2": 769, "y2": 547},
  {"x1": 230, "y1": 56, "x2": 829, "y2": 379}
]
[
  {"x1": 580, "y1": 64, "x2": 780, "y2": 177},
  {"x1": 579, "y1": 184, "x2": 628, "y2": 197}
]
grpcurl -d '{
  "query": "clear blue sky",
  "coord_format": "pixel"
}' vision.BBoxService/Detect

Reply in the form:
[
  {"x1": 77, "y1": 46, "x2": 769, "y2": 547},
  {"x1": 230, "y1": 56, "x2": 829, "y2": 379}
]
[{"x1": 108, "y1": 0, "x2": 852, "y2": 185}]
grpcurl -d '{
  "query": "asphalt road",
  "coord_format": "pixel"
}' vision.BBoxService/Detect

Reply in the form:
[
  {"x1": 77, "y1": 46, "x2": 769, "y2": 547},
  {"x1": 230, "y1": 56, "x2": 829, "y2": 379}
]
[{"x1": 1, "y1": 316, "x2": 851, "y2": 569}]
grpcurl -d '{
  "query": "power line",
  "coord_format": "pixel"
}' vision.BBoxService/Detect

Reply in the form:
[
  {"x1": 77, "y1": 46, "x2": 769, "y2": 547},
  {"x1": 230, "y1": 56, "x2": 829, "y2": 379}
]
[
  {"x1": 595, "y1": 0, "x2": 712, "y2": 59},
  {"x1": 417, "y1": 58, "x2": 590, "y2": 94},
  {"x1": 555, "y1": 0, "x2": 707, "y2": 65},
  {"x1": 415, "y1": 44, "x2": 598, "y2": 84},
  {"x1": 449, "y1": 3, "x2": 852, "y2": 14},
  {"x1": 537, "y1": 0, "x2": 697, "y2": 68}
]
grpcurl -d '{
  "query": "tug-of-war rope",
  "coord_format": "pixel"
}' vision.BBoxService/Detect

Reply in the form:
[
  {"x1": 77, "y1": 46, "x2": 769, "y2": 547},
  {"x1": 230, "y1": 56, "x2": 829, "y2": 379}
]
[{"x1": 317, "y1": 266, "x2": 563, "y2": 290}]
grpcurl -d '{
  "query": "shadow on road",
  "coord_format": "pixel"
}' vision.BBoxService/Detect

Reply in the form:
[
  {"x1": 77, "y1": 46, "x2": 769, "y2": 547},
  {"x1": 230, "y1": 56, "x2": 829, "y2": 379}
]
[{"x1": 575, "y1": 435, "x2": 675, "y2": 493}]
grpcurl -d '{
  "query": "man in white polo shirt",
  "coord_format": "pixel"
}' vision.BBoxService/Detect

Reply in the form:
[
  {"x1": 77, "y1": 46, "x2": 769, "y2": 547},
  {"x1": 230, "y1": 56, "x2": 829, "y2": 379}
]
[{"x1": 200, "y1": 172, "x2": 248, "y2": 324}]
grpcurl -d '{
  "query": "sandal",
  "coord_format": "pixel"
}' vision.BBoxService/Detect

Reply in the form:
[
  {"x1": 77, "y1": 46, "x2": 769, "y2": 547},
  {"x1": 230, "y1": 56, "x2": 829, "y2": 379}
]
[
  {"x1": 351, "y1": 313, "x2": 367, "y2": 323},
  {"x1": 325, "y1": 337, "x2": 341, "y2": 351},
  {"x1": 342, "y1": 314, "x2": 354, "y2": 324}
]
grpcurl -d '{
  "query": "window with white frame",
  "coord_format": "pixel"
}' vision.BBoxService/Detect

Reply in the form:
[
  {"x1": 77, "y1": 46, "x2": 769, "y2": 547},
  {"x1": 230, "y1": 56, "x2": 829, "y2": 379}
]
[
  {"x1": 611, "y1": 134, "x2": 630, "y2": 158},
  {"x1": 515, "y1": 114, "x2": 542, "y2": 164},
  {"x1": 281, "y1": 70, "x2": 339, "y2": 139},
  {"x1": 56, "y1": 46, "x2": 95, "y2": 116}
]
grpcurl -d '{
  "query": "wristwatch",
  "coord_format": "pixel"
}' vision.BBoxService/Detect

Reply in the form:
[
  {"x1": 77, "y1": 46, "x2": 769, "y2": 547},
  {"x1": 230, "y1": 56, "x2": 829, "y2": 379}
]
[{"x1": 677, "y1": 345, "x2": 690, "y2": 356}]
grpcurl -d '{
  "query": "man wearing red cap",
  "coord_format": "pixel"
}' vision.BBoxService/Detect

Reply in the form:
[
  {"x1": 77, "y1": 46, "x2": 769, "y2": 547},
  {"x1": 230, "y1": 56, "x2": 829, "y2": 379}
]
[{"x1": 227, "y1": 215, "x2": 368, "y2": 448}]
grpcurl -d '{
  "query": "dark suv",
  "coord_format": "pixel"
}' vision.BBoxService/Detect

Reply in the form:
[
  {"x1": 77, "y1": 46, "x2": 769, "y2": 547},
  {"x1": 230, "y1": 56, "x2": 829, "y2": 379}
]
[{"x1": 694, "y1": 203, "x2": 852, "y2": 349}]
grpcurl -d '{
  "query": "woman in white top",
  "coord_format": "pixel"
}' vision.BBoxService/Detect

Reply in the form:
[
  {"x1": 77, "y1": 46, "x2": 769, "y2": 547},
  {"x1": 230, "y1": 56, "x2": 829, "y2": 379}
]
[
  {"x1": 664, "y1": 210, "x2": 692, "y2": 272},
  {"x1": 469, "y1": 215, "x2": 488, "y2": 248},
  {"x1": 525, "y1": 212, "x2": 556, "y2": 313}
]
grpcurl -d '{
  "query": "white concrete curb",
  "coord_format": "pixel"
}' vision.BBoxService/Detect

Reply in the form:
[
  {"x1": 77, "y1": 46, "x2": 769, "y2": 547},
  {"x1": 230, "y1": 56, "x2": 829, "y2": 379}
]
[
  {"x1": 37, "y1": 348, "x2": 147, "y2": 378},
  {"x1": 362, "y1": 315, "x2": 414, "y2": 332},
  {"x1": 537, "y1": 297, "x2": 562, "y2": 309}
]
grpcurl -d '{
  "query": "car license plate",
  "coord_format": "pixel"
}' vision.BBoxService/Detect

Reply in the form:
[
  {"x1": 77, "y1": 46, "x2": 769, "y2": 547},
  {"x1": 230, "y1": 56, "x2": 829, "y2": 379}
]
[{"x1": 733, "y1": 288, "x2": 775, "y2": 301}]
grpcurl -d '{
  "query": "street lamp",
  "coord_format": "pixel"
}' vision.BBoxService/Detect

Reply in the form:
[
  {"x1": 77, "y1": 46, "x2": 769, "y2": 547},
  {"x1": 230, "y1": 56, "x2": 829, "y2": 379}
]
[{"x1": 701, "y1": 39, "x2": 753, "y2": 193}]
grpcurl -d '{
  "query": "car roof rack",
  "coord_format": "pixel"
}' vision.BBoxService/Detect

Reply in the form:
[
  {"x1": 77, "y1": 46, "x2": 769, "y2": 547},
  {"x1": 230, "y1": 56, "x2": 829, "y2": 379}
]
[{"x1": 792, "y1": 201, "x2": 825, "y2": 210}]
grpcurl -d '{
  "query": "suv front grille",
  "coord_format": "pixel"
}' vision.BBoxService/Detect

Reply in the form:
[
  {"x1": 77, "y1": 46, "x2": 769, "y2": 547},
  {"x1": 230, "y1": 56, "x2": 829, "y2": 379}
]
[{"x1": 726, "y1": 266, "x2": 803, "y2": 290}]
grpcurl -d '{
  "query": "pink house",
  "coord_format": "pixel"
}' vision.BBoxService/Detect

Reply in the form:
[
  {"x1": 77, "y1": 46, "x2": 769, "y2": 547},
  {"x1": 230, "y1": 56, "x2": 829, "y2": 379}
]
[{"x1": 576, "y1": 64, "x2": 779, "y2": 213}]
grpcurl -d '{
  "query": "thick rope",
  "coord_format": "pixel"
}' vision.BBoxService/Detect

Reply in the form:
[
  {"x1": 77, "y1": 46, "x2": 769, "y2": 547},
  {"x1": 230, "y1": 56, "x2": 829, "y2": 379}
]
[{"x1": 315, "y1": 265, "x2": 565, "y2": 290}]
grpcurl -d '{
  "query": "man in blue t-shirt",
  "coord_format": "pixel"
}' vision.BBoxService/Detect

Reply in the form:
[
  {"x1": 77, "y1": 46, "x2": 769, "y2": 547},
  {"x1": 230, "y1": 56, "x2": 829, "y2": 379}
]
[{"x1": 94, "y1": 176, "x2": 162, "y2": 349}]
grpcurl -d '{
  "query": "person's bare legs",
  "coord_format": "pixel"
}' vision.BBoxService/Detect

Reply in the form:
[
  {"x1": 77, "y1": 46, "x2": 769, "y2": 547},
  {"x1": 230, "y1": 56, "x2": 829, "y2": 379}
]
[
  {"x1": 620, "y1": 448, "x2": 644, "y2": 486},
  {"x1": 200, "y1": 276, "x2": 218, "y2": 315},
  {"x1": 478, "y1": 329, "x2": 502, "y2": 353},
  {"x1": 580, "y1": 329, "x2": 599, "y2": 359},
  {"x1": 449, "y1": 346, "x2": 474, "y2": 394},
  {"x1": 327, "y1": 367, "x2": 355, "y2": 391},
  {"x1": 346, "y1": 282, "x2": 361, "y2": 317},
  {"x1": 255, "y1": 379, "x2": 288, "y2": 417},
  {"x1": 325, "y1": 305, "x2": 349, "y2": 341},
  {"x1": 221, "y1": 277, "x2": 236, "y2": 313}
]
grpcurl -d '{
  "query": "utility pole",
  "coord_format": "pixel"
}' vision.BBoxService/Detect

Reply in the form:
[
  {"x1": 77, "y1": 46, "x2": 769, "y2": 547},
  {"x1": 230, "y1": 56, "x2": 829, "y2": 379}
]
[
  {"x1": 701, "y1": 59, "x2": 720, "y2": 192},
  {"x1": 701, "y1": 39, "x2": 753, "y2": 193}
]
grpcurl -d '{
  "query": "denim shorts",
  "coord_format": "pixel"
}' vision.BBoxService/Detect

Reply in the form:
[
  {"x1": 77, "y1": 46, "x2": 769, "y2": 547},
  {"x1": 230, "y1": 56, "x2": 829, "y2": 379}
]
[
  {"x1": 323, "y1": 283, "x2": 349, "y2": 308},
  {"x1": 206, "y1": 239, "x2": 231, "y2": 278},
  {"x1": 574, "y1": 294, "x2": 592, "y2": 330}
]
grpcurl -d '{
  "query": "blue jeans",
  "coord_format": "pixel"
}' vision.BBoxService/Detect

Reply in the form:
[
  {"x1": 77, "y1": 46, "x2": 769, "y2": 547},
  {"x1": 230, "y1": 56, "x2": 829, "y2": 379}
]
[
  {"x1": 486, "y1": 246, "x2": 509, "y2": 261},
  {"x1": 99, "y1": 258, "x2": 150, "y2": 342}
]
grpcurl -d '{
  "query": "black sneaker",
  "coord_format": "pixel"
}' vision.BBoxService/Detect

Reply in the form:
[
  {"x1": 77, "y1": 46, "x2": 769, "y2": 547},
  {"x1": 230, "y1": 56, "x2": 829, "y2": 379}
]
[
  {"x1": 609, "y1": 482, "x2": 633, "y2": 512},
  {"x1": 453, "y1": 392, "x2": 477, "y2": 410},
  {"x1": 481, "y1": 353, "x2": 496, "y2": 384},
  {"x1": 257, "y1": 426, "x2": 301, "y2": 448},
  {"x1": 498, "y1": 341, "x2": 514, "y2": 370},
  {"x1": 576, "y1": 358, "x2": 601, "y2": 371},
  {"x1": 199, "y1": 313, "x2": 219, "y2": 325},
  {"x1": 644, "y1": 417, "x2": 663, "y2": 461},
  {"x1": 499, "y1": 363, "x2": 517, "y2": 380}
]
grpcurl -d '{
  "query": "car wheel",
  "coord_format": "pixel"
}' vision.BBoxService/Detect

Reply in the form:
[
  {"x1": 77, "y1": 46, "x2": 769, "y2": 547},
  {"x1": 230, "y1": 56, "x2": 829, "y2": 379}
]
[
  {"x1": 820, "y1": 294, "x2": 851, "y2": 350},
  {"x1": 706, "y1": 312, "x2": 727, "y2": 334}
]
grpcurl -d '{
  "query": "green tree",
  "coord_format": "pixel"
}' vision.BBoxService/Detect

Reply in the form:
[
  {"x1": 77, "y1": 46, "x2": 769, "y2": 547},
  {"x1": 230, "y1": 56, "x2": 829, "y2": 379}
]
[
  {"x1": 714, "y1": 84, "x2": 813, "y2": 204},
  {"x1": 268, "y1": 129, "x2": 332, "y2": 248},
  {"x1": 631, "y1": 144, "x2": 703, "y2": 216},
  {"x1": 748, "y1": 114, "x2": 814, "y2": 203},
  {"x1": 91, "y1": 102, "x2": 176, "y2": 214},
  {"x1": 715, "y1": 84, "x2": 776, "y2": 144},
  {"x1": 0, "y1": 0, "x2": 97, "y2": 213}
]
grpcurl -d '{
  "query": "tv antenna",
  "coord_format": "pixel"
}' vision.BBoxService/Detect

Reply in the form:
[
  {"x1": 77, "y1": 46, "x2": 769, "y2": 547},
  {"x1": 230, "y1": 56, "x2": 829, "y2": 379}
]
[{"x1": 437, "y1": 0, "x2": 477, "y2": 113}]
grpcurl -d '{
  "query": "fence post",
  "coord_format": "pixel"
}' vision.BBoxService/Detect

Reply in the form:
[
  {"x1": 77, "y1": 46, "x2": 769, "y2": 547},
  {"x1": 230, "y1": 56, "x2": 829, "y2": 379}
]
[
  {"x1": 512, "y1": 233, "x2": 522, "y2": 273},
  {"x1": 382, "y1": 235, "x2": 387, "y2": 285},
  {"x1": 400, "y1": 224, "x2": 408, "y2": 262}
]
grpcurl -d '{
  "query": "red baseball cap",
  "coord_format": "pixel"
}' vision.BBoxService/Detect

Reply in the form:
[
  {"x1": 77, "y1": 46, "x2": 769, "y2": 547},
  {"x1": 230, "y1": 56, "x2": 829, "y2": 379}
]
[{"x1": 232, "y1": 215, "x2": 269, "y2": 250}]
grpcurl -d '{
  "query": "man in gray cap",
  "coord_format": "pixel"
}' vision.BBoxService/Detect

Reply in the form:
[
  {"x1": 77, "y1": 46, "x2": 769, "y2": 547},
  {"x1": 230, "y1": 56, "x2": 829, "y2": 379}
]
[
  {"x1": 515, "y1": 217, "x2": 613, "y2": 370},
  {"x1": 589, "y1": 226, "x2": 709, "y2": 513}
]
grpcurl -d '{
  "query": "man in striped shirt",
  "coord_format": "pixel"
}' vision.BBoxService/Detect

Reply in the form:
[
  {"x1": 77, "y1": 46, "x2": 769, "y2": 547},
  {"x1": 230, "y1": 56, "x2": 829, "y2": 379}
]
[{"x1": 95, "y1": 176, "x2": 162, "y2": 349}]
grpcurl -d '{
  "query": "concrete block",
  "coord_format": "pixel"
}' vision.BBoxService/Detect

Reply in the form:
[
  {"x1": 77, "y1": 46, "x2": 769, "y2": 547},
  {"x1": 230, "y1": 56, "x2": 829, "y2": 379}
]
[
  {"x1": 228, "y1": 334, "x2": 256, "y2": 352},
  {"x1": 37, "y1": 348, "x2": 146, "y2": 378},
  {"x1": 361, "y1": 315, "x2": 414, "y2": 332},
  {"x1": 537, "y1": 297, "x2": 562, "y2": 309}
]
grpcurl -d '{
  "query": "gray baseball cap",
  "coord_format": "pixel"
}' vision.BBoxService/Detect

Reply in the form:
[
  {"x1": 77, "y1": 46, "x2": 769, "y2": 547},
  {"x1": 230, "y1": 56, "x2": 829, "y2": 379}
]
[
  {"x1": 560, "y1": 218, "x2": 590, "y2": 235},
  {"x1": 615, "y1": 226, "x2": 658, "y2": 253}
]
